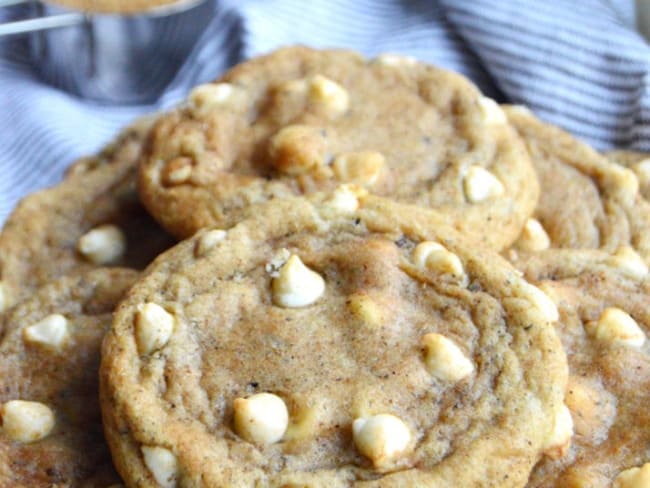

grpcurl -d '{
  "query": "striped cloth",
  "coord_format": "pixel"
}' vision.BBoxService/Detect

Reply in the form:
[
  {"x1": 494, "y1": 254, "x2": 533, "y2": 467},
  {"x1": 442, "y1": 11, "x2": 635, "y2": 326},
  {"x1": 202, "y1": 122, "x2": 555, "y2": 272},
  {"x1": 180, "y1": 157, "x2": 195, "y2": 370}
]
[{"x1": 0, "y1": 0, "x2": 646, "y2": 224}]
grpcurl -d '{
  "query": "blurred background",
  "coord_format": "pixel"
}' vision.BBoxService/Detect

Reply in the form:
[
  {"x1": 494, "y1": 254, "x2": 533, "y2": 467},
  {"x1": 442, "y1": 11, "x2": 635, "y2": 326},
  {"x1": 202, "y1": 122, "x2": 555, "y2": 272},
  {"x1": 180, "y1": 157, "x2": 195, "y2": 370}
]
[{"x1": 0, "y1": 0, "x2": 648, "y2": 222}]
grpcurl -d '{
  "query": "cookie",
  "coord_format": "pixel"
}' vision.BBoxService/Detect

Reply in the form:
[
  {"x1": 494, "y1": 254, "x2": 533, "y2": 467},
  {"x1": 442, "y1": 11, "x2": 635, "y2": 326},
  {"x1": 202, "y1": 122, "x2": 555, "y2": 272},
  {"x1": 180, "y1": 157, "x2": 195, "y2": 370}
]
[
  {"x1": 47, "y1": 0, "x2": 179, "y2": 14},
  {"x1": 101, "y1": 193, "x2": 567, "y2": 487},
  {"x1": 605, "y1": 150, "x2": 650, "y2": 201},
  {"x1": 138, "y1": 46, "x2": 538, "y2": 251},
  {"x1": 504, "y1": 106, "x2": 650, "y2": 262},
  {"x1": 0, "y1": 268, "x2": 138, "y2": 487},
  {"x1": 64, "y1": 115, "x2": 155, "y2": 179},
  {"x1": 0, "y1": 120, "x2": 175, "y2": 312},
  {"x1": 508, "y1": 248, "x2": 650, "y2": 487}
]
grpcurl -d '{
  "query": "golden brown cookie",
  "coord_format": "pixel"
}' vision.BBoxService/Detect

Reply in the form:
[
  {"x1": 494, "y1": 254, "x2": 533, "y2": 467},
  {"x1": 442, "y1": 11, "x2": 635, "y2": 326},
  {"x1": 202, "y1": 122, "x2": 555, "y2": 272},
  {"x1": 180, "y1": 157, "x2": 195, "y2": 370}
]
[
  {"x1": 0, "y1": 268, "x2": 138, "y2": 487},
  {"x1": 101, "y1": 194, "x2": 567, "y2": 487},
  {"x1": 138, "y1": 46, "x2": 538, "y2": 251},
  {"x1": 508, "y1": 248, "x2": 650, "y2": 487},
  {"x1": 605, "y1": 150, "x2": 650, "y2": 201},
  {"x1": 505, "y1": 106, "x2": 650, "y2": 262},
  {"x1": 0, "y1": 120, "x2": 175, "y2": 312}
]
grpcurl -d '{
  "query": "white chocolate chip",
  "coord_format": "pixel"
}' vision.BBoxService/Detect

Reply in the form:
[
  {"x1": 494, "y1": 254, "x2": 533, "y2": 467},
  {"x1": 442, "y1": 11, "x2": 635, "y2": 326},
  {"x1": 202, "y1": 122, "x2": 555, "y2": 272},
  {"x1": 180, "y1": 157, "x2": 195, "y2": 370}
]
[
  {"x1": 328, "y1": 188, "x2": 359, "y2": 213},
  {"x1": 77, "y1": 224, "x2": 126, "y2": 265},
  {"x1": 528, "y1": 284, "x2": 559, "y2": 323},
  {"x1": 268, "y1": 124, "x2": 328, "y2": 175},
  {"x1": 515, "y1": 219, "x2": 551, "y2": 252},
  {"x1": 324, "y1": 184, "x2": 367, "y2": 213},
  {"x1": 587, "y1": 307, "x2": 645, "y2": 348},
  {"x1": 352, "y1": 414, "x2": 411, "y2": 467},
  {"x1": 613, "y1": 463, "x2": 650, "y2": 488},
  {"x1": 136, "y1": 303, "x2": 175, "y2": 355},
  {"x1": 188, "y1": 83, "x2": 239, "y2": 118},
  {"x1": 375, "y1": 53, "x2": 417, "y2": 67},
  {"x1": 141, "y1": 446, "x2": 178, "y2": 488},
  {"x1": 633, "y1": 159, "x2": 650, "y2": 184},
  {"x1": 544, "y1": 404, "x2": 573, "y2": 459},
  {"x1": 0, "y1": 282, "x2": 6, "y2": 313},
  {"x1": 607, "y1": 246, "x2": 648, "y2": 279},
  {"x1": 196, "y1": 229, "x2": 227, "y2": 256},
  {"x1": 463, "y1": 166, "x2": 505, "y2": 203},
  {"x1": 411, "y1": 242, "x2": 445, "y2": 268},
  {"x1": 271, "y1": 254, "x2": 325, "y2": 308},
  {"x1": 421, "y1": 333, "x2": 474, "y2": 382},
  {"x1": 332, "y1": 151, "x2": 385, "y2": 186},
  {"x1": 308, "y1": 75, "x2": 349, "y2": 115},
  {"x1": 23, "y1": 314, "x2": 69, "y2": 350},
  {"x1": 161, "y1": 157, "x2": 193, "y2": 186},
  {"x1": 1, "y1": 400, "x2": 55, "y2": 443},
  {"x1": 507, "y1": 104, "x2": 533, "y2": 117},
  {"x1": 478, "y1": 96, "x2": 507, "y2": 124},
  {"x1": 412, "y1": 242, "x2": 465, "y2": 278},
  {"x1": 515, "y1": 281, "x2": 559, "y2": 323},
  {"x1": 233, "y1": 393, "x2": 289, "y2": 444},
  {"x1": 608, "y1": 165, "x2": 639, "y2": 205}
]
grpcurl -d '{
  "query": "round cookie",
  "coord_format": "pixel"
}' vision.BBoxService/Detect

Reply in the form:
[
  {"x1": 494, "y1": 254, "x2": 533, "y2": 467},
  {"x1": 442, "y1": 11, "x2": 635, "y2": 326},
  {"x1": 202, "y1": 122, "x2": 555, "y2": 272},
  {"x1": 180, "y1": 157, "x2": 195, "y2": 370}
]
[
  {"x1": 101, "y1": 193, "x2": 567, "y2": 487},
  {"x1": 0, "y1": 119, "x2": 175, "y2": 312},
  {"x1": 0, "y1": 268, "x2": 138, "y2": 487},
  {"x1": 509, "y1": 248, "x2": 650, "y2": 487},
  {"x1": 504, "y1": 106, "x2": 650, "y2": 262},
  {"x1": 605, "y1": 150, "x2": 650, "y2": 201},
  {"x1": 46, "y1": 0, "x2": 181, "y2": 14},
  {"x1": 138, "y1": 46, "x2": 538, "y2": 251}
]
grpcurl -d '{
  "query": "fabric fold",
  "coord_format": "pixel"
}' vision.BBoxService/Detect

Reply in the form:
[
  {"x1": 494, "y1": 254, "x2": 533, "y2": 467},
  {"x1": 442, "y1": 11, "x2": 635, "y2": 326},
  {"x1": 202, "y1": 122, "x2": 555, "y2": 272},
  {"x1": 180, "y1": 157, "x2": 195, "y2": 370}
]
[{"x1": 440, "y1": 0, "x2": 650, "y2": 151}]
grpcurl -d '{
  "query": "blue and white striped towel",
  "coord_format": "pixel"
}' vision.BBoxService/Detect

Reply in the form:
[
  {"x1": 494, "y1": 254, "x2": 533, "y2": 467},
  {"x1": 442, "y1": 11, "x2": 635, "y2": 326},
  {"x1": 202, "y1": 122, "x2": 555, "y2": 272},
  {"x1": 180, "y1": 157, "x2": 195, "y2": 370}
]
[{"x1": 0, "y1": 0, "x2": 647, "y2": 224}]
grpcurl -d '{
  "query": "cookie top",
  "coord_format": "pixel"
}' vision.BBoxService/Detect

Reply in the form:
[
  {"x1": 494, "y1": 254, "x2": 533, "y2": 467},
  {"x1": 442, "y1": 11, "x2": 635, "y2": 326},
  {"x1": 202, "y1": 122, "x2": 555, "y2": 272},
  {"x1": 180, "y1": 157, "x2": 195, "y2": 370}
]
[
  {"x1": 0, "y1": 120, "x2": 175, "y2": 312},
  {"x1": 0, "y1": 268, "x2": 138, "y2": 487},
  {"x1": 509, "y1": 249, "x2": 650, "y2": 487},
  {"x1": 139, "y1": 46, "x2": 538, "y2": 251},
  {"x1": 46, "y1": 0, "x2": 180, "y2": 14},
  {"x1": 605, "y1": 150, "x2": 650, "y2": 201},
  {"x1": 504, "y1": 106, "x2": 650, "y2": 262},
  {"x1": 101, "y1": 194, "x2": 567, "y2": 487}
]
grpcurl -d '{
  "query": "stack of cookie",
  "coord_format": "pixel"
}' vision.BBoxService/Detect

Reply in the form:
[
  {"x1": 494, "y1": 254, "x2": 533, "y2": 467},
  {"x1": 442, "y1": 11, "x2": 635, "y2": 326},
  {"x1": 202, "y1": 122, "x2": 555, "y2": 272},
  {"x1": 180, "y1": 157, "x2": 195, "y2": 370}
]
[{"x1": 0, "y1": 46, "x2": 648, "y2": 487}]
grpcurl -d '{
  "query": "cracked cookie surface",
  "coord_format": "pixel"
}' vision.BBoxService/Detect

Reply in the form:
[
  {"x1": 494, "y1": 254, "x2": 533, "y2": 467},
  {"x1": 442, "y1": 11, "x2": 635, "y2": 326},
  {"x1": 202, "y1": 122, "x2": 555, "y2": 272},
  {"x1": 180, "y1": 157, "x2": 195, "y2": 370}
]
[
  {"x1": 101, "y1": 195, "x2": 566, "y2": 487},
  {"x1": 139, "y1": 46, "x2": 538, "y2": 251}
]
